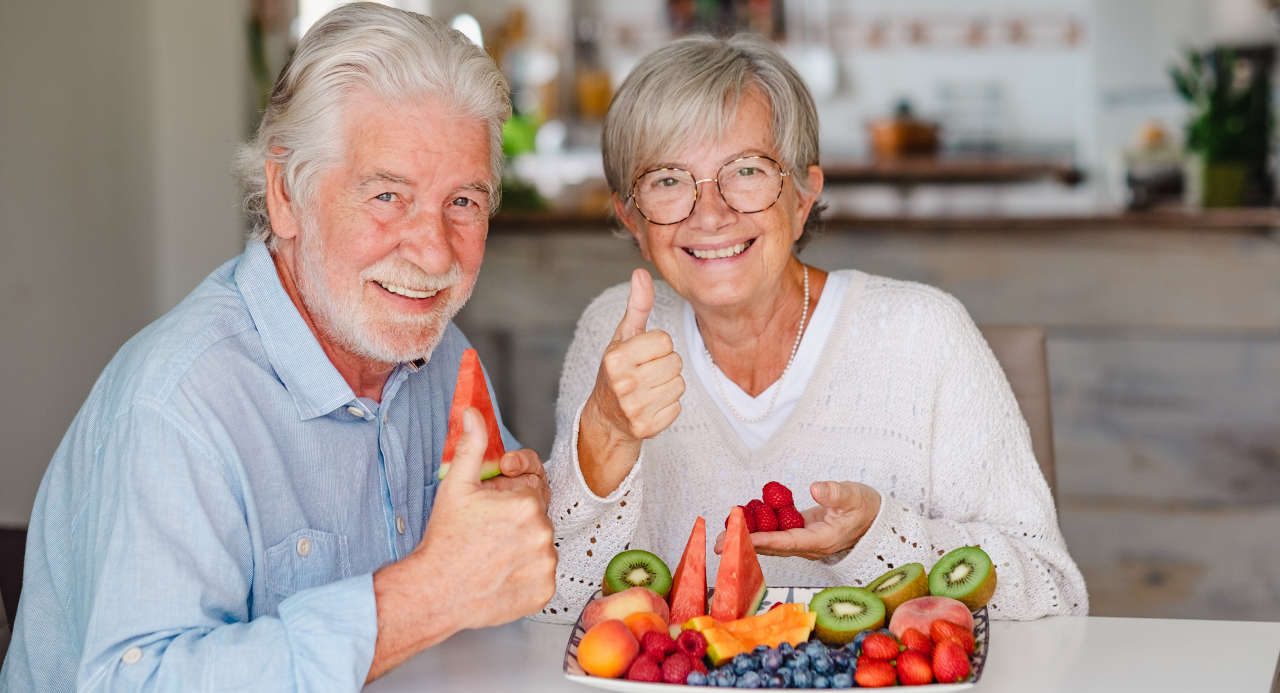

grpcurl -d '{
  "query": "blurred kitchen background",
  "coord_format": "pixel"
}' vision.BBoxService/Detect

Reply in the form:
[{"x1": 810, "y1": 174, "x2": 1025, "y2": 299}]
[{"x1": 2, "y1": 0, "x2": 1278, "y2": 626}]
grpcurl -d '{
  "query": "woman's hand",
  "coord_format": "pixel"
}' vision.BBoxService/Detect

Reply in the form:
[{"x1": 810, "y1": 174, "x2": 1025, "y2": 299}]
[
  {"x1": 714, "y1": 481, "x2": 882, "y2": 560},
  {"x1": 578, "y1": 269, "x2": 685, "y2": 495}
]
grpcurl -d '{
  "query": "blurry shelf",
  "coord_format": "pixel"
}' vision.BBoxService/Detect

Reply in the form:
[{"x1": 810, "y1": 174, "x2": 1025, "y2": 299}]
[{"x1": 822, "y1": 157, "x2": 1085, "y2": 186}]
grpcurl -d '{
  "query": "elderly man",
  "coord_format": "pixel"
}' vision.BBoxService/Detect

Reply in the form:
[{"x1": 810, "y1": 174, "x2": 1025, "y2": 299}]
[{"x1": 0, "y1": 4, "x2": 556, "y2": 690}]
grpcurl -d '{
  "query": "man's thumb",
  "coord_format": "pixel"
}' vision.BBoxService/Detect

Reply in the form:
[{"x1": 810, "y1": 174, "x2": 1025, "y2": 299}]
[
  {"x1": 613, "y1": 268, "x2": 654, "y2": 342},
  {"x1": 442, "y1": 408, "x2": 487, "y2": 491}
]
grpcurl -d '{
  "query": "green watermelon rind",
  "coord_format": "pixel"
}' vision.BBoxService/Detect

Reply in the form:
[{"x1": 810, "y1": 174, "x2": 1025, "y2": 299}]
[{"x1": 437, "y1": 460, "x2": 503, "y2": 481}]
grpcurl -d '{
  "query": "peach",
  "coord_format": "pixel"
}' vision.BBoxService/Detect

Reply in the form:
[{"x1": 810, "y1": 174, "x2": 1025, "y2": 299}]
[
  {"x1": 623, "y1": 611, "x2": 668, "y2": 640},
  {"x1": 581, "y1": 586, "x2": 671, "y2": 632},
  {"x1": 888, "y1": 596, "x2": 973, "y2": 639},
  {"x1": 577, "y1": 619, "x2": 639, "y2": 678}
]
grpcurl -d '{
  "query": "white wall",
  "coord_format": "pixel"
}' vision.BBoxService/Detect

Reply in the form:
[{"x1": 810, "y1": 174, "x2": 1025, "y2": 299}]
[{"x1": 0, "y1": 1, "x2": 246, "y2": 526}]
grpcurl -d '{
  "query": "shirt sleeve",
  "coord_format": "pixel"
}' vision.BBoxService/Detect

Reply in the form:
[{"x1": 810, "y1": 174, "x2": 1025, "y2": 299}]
[
  {"x1": 74, "y1": 400, "x2": 378, "y2": 691},
  {"x1": 824, "y1": 297, "x2": 1088, "y2": 620}
]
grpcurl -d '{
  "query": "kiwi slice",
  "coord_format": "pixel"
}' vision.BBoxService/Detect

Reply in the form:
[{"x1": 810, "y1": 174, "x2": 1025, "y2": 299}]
[
  {"x1": 928, "y1": 546, "x2": 997, "y2": 609},
  {"x1": 866, "y1": 562, "x2": 929, "y2": 618},
  {"x1": 807, "y1": 586, "x2": 886, "y2": 645},
  {"x1": 602, "y1": 549, "x2": 672, "y2": 597}
]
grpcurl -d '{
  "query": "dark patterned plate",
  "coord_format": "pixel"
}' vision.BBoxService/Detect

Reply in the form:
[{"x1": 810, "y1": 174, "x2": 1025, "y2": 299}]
[{"x1": 564, "y1": 586, "x2": 987, "y2": 691}]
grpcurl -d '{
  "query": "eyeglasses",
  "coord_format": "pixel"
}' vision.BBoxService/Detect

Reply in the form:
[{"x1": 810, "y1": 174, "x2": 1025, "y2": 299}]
[{"x1": 628, "y1": 155, "x2": 790, "y2": 225}]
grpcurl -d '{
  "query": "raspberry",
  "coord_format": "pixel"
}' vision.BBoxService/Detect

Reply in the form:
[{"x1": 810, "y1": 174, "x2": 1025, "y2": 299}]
[
  {"x1": 690, "y1": 658, "x2": 707, "y2": 675},
  {"x1": 752, "y1": 503, "x2": 779, "y2": 532},
  {"x1": 625, "y1": 653, "x2": 662, "y2": 682},
  {"x1": 745, "y1": 498, "x2": 766, "y2": 516},
  {"x1": 776, "y1": 506, "x2": 805, "y2": 530},
  {"x1": 762, "y1": 481, "x2": 794, "y2": 509},
  {"x1": 661, "y1": 652, "x2": 694, "y2": 684},
  {"x1": 640, "y1": 630, "x2": 677, "y2": 660},
  {"x1": 675, "y1": 629, "x2": 707, "y2": 659}
]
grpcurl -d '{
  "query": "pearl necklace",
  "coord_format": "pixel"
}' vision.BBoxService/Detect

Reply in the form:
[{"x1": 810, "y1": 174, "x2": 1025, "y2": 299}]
[{"x1": 704, "y1": 264, "x2": 809, "y2": 424}]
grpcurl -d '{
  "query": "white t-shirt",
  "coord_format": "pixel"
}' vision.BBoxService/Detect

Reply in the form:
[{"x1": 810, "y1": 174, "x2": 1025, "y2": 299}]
[{"x1": 684, "y1": 271, "x2": 850, "y2": 450}]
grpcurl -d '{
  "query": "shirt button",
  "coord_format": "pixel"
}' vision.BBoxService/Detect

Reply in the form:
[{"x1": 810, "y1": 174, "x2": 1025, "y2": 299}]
[
  {"x1": 396, "y1": 516, "x2": 406, "y2": 534},
  {"x1": 121, "y1": 647, "x2": 142, "y2": 664},
  {"x1": 347, "y1": 405, "x2": 365, "y2": 418},
  {"x1": 296, "y1": 536, "x2": 312, "y2": 557}
]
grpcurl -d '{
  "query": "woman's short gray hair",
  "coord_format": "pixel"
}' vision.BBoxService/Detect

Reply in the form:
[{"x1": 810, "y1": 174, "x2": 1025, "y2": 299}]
[
  {"x1": 602, "y1": 34, "x2": 823, "y2": 245},
  {"x1": 235, "y1": 2, "x2": 510, "y2": 245}
]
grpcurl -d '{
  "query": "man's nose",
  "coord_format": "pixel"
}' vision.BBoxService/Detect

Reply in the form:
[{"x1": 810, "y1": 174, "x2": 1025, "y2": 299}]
[{"x1": 397, "y1": 211, "x2": 455, "y2": 273}]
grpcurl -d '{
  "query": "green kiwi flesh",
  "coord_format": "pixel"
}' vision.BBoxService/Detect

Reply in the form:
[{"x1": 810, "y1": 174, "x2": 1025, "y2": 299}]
[
  {"x1": 602, "y1": 549, "x2": 672, "y2": 597},
  {"x1": 928, "y1": 546, "x2": 996, "y2": 609},
  {"x1": 807, "y1": 586, "x2": 886, "y2": 645},
  {"x1": 865, "y1": 562, "x2": 929, "y2": 618}
]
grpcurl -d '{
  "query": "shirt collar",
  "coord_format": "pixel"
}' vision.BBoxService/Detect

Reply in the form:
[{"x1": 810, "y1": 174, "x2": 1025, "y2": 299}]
[{"x1": 234, "y1": 241, "x2": 359, "y2": 420}]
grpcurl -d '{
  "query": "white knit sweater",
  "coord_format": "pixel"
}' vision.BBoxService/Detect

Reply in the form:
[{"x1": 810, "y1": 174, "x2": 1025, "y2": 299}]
[{"x1": 534, "y1": 269, "x2": 1088, "y2": 624}]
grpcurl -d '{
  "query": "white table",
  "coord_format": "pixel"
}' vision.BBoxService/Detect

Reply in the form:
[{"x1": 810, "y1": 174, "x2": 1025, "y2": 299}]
[{"x1": 367, "y1": 616, "x2": 1280, "y2": 692}]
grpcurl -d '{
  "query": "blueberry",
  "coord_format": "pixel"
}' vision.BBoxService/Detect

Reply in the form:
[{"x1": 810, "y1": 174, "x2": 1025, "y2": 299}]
[
  {"x1": 831, "y1": 672, "x2": 854, "y2": 688},
  {"x1": 714, "y1": 669, "x2": 737, "y2": 687},
  {"x1": 811, "y1": 653, "x2": 834, "y2": 675},
  {"x1": 791, "y1": 668, "x2": 812, "y2": 689},
  {"x1": 687, "y1": 670, "x2": 709, "y2": 686},
  {"x1": 777, "y1": 642, "x2": 794, "y2": 656},
  {"x1": 830, "y1": 649, "x2": 851, "y2": 670},
  {"x1": 812, "y1": 674, "x2": 831, "y2": 688},
  {"x1": 760, "y1": 649, "x2": 783, "y2": 672},
  {"x1": 733, "y1": 653, "x2": 758, "y2": 674},
  {"x1": 776, "y1": 668, "x2": 793, "y2": 688},
  {"x1": 804, "y1": 641, "x2": 829, "y2": 657},
  {"x1": 753, "y1": 645, "x2": 771, "y2": 656},
  {"x1": 851, "y1": 630, "x2": 871, "y2": 651},
  {"x1": 736, "y1": 670, "x2": 763, "y2": 688},
  {"x1": 765, "y1": 673, "x2": 784, "y2": 689},
  {"x1": 788, "y1": 651, "x2": 810, "y2": 670}
]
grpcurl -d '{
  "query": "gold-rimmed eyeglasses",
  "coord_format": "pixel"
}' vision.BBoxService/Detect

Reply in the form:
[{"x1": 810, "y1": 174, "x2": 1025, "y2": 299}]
[{"x1": 627, "y1": 155, "x2": 790, "y2": 225}]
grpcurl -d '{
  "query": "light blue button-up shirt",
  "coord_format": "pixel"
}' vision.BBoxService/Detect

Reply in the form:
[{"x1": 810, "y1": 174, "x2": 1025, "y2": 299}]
[{"x1": 0, "y1": 240, "x2": 517, "y2": 691}]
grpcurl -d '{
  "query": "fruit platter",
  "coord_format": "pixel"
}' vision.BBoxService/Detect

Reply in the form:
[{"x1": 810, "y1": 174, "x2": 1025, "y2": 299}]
[{"x1": 562, "y1": 484, "x2": 993, "y2": 690}]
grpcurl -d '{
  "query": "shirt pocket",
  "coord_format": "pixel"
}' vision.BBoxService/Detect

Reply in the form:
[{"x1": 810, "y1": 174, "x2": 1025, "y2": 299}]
[{"x1": 264, "y1": 528, "x2": 350, "y2": 608}]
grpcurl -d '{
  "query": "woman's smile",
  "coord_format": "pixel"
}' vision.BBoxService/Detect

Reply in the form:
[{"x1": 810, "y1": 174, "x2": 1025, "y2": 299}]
[{"x1": 682, "y1": 238, "x2": 756, "y2": 261}]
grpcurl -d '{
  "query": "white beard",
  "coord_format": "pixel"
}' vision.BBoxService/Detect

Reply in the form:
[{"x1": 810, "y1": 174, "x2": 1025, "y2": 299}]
[{"x1": 293, "y1": 215, "x2": 474, "y2": 365}]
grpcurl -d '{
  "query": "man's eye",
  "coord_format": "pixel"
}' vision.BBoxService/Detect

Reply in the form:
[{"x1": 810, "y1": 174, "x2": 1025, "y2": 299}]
[
  {"x1": 375, "y1": 192, "x2": 397, "y2": 202},
  {"x1": 451, "y1": 197, "x2": 475, "y2": 207}
]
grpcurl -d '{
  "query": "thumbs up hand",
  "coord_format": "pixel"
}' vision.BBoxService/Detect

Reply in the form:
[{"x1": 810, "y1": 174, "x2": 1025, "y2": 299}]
[{"x1": 578, "y1": 269, "x2": 685, "y2": 494}]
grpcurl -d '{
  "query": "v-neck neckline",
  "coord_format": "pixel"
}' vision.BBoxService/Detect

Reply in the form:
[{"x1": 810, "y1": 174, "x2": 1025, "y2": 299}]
[{"x1": 673, "y1": 269, "x2": 868, "y2": 464}]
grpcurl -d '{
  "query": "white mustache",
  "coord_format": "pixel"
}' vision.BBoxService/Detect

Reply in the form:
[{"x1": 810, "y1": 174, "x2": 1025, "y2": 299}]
[{"x1": 361, "y1": 259, "x2": 461, "y2": 292}]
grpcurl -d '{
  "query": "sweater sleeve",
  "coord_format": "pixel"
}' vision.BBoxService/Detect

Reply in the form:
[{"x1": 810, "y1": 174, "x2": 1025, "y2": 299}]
[
  {"x1": 826, "y1": 293, "x2": 1088, "y2": 620},
  {"x1": 532, "y1": 285, "x2": 648, "y2": 624}
]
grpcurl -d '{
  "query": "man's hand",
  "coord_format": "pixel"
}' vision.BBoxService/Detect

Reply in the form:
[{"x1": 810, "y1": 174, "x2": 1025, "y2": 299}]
[
  {"x1": 578, "y1": 269, "x2": 685, "y2": 495},
  {"x1": 713, "y1": 482, "x2": 882, "y2": 560},
  {"x1": 367, "y1": 408, "x2": 557, "y2": 681},
  {"x1": 484, "y1": 448, "x2": 551, "y2": 506}
]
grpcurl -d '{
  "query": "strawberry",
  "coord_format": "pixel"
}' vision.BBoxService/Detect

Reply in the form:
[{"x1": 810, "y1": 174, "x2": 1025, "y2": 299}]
[
  {"x1": 860, "y1": 632, "x2": 902, "y2": 661},
  {"x1": 675, "y1": 629, "x2": 707, "y2": 660},
  {"x1": 752, "y1": 503, "x2": 779, "y2": 532},
  {"x1": 661, "y1": 652, "x2": 694, "y2": 684},
  {"x1": 776, "y1": 506, "x2": 806, "y2": 530},
  {"x1": 900, "y1": 627, "x2": 934, "y2": 656},
  {"x1": 932, "y1": 640, "x2": 971, "y2": 683},
  {"x1": 626, "y1": 654, "x2": 662, "y2": 682},
  {"x1": 761, "y1": 481, "x2": 794, "y2": 509},
  {"x1": 930, "y1": 618, "x2": 975, "y2": 655},
  {"x1": 896, "y1": 648, "x2": 934, "y2": 686},
  {"x1": 854, "y1": 658, "x2": 897, "y2": 687},
  {"x1": 640, "y1": 630, "x2": 677, "y2": 660}
]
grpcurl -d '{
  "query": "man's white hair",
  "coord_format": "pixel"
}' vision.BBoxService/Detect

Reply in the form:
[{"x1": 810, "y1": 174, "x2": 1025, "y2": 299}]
[{"x1": 235, "y1": 2, "x2": 510, "y2": 246}]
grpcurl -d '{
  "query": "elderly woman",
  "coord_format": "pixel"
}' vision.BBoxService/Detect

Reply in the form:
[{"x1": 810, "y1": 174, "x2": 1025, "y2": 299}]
[{"x1": 537, "y1": 35, "x2": 1087, "y2": 623}]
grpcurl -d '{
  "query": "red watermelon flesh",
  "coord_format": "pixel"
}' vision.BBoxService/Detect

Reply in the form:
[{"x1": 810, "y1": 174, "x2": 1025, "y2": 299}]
[
  {"x1": 438, "y1": 348, "x2": 505, "y2": 480},
  {"x1": 710, "y1": 506, "x2": 766, "y2": 622},
  {"x1": 668, "y1": 516, "x2": 708, "y2": 627}
]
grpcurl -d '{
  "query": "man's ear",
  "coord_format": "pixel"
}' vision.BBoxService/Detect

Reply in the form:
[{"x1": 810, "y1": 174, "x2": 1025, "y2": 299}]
[
  {"x1": 793, "y1": 164, "x2": 825, "y2": 242},
  {"x1": 264, "y1": 157, "x2": 301, "y2": 241},
  {"x1": 612, "y1": 193, "x2": 651, "y2": 262}
]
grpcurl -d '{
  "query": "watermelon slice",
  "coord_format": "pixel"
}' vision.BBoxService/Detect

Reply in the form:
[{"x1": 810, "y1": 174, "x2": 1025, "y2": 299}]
[
  {"x1": 709, "y1": 506, "x2": 766, "y2": 621},
  {"x1": 437, "y1": 348, "x2": 505, "y2": 480},
  {"x1": 667, "y1": 516, "x2": 707, "y2": 627}
]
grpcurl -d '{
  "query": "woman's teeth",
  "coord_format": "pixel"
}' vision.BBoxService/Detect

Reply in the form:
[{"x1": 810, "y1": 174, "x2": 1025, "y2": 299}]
[
  {"x1": 378, "y1": 281, "x2": 440, "y2": 299},
  {"x1": 687, "y1": 240, "x2": 752, "y2": 259}
]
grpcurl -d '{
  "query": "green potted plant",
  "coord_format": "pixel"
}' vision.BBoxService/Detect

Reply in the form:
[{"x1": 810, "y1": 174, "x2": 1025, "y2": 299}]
[{"x1": 1169, "y1": 48, "x2": 1272, "y2": 207}]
